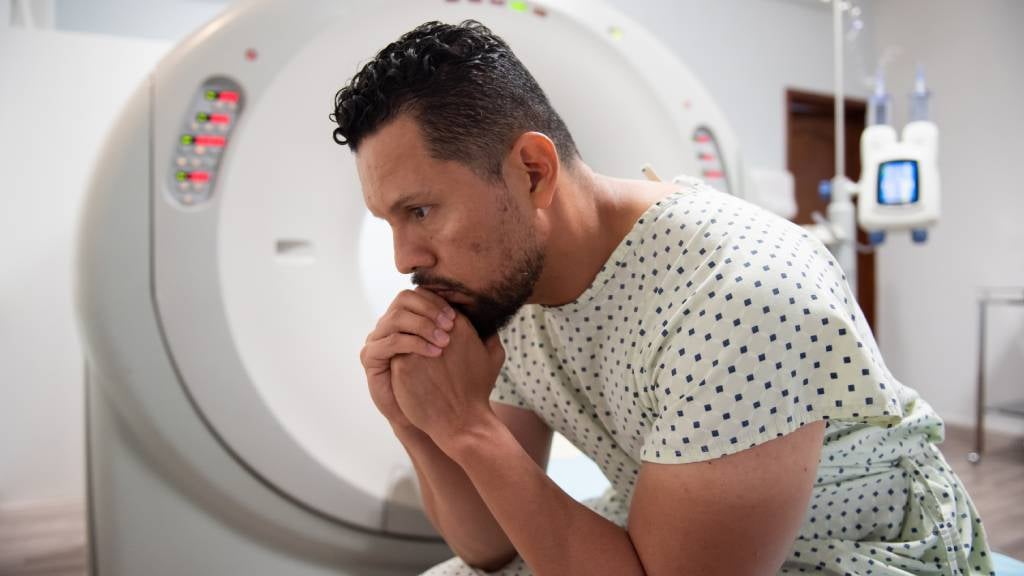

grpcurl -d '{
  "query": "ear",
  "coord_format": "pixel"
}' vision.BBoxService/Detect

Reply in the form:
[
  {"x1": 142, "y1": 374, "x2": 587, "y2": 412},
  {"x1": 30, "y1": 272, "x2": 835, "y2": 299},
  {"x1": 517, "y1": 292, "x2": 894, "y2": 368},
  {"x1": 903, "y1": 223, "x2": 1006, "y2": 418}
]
[{"x1": 506, "y1": 131, "x2": 559, "y2": 210}]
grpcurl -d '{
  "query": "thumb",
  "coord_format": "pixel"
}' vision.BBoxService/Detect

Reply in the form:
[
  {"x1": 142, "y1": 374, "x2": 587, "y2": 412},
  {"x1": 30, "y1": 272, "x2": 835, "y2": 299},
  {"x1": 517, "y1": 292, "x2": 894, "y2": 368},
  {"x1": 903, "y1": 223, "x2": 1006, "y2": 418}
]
[{"x1": 484, "y1": 334, "x2": 506, "y2": 369}]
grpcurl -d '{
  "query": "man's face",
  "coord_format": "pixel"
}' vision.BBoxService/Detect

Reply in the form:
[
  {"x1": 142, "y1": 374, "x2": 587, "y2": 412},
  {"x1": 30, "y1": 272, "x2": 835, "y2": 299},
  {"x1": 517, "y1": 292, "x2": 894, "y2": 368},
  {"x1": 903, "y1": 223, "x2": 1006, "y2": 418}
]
[{"x1": 357, "y1": 115, "x2": 544, "y2": 338}]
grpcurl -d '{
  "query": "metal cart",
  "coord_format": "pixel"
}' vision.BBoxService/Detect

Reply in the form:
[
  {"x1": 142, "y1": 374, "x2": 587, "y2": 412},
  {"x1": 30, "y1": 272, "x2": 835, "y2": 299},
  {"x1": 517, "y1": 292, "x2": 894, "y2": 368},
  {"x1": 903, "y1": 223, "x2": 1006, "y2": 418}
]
[{"x1": 969, "y1": 287, "x2": 1024, "y2": 463}]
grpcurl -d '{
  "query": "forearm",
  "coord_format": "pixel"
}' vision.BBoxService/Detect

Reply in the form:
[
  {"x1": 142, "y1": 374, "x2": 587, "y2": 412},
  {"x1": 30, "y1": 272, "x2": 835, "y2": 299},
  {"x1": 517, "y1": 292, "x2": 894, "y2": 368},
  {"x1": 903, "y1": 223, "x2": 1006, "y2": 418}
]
[
  {"x1": 392, "y1": 423, "x2": 516, "y2": 569},
  {"x1": 447, "y1": 415, "x2": 646, "y2": 576}
]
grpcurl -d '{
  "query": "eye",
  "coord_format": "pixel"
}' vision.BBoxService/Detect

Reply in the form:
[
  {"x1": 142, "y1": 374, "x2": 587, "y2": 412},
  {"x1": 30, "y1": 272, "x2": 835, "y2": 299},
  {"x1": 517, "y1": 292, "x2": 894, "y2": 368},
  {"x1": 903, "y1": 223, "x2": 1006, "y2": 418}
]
[{"x1": 409, "y1": 206, "x2": 432, "y2": 221}]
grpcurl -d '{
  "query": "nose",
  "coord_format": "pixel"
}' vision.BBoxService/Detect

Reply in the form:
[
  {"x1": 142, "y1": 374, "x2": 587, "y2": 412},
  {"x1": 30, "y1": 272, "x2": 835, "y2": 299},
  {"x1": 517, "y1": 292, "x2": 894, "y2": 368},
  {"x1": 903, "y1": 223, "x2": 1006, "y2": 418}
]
[{"x1": 392, "y1": 229, "x2": 435, "y2": 275}]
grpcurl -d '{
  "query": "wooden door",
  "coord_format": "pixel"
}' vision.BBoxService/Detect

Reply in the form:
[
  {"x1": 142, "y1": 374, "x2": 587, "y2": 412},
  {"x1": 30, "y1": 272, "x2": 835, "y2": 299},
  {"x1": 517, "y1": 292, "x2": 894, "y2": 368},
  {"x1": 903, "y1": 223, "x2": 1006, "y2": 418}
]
[{"x1": 786, "y1": 89, "x2": 876, "y2": 332}]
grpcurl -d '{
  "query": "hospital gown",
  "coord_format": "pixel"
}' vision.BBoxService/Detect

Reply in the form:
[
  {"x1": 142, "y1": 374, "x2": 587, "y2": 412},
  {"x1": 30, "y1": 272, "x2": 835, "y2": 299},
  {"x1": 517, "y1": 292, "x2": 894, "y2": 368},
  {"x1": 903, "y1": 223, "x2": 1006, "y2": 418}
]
[{"x1": 423, "y1": 183, "x2": 993, "y2": 576}]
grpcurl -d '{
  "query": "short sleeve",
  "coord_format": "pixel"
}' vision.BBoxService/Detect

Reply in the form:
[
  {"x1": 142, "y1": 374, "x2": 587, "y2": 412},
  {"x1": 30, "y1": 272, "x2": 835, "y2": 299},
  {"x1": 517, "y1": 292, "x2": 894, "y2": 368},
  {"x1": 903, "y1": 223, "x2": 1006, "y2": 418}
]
[
  {"x1": 637, "y1": 247, "x2": 902, "y2": 464},
  {"x1": 490, "y1": 364, "x2": 528, "y2": 409}
]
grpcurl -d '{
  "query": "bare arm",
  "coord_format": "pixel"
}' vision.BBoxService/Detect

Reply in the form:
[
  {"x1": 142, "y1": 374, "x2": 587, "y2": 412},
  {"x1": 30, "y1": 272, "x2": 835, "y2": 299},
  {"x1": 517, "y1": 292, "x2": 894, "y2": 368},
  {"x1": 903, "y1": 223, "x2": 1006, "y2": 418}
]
[
  {"x1": 395, "y1": 403, "x2": 552, "y2": 570},
  {"x1": 440, "y1": 417, "x2": 825, "y2": 576}
]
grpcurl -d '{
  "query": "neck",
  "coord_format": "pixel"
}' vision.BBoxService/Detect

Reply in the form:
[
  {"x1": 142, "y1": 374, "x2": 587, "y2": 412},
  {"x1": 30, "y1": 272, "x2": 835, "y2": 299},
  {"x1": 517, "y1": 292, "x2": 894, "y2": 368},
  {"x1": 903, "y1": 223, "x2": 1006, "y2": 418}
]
[{"x1": 528, "y1": 163, "x2": 678, "y2": 307}]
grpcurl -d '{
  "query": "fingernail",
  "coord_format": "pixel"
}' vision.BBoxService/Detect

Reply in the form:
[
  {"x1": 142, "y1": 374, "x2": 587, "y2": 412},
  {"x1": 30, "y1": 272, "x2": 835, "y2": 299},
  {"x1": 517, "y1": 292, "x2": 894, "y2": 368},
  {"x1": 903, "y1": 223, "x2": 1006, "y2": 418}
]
[
  {"x1": 444, "y1": 306, "x2": 456, "y2": 319},
  {"x1": 427, "y1": 344, "x2": 442, "y2": 355},
  {"x1": 437, "y1": 312, "x2": 454, "y2": 330},
  {"x1": 433, "y1": 329, "x2": 450, "y2": 345}
]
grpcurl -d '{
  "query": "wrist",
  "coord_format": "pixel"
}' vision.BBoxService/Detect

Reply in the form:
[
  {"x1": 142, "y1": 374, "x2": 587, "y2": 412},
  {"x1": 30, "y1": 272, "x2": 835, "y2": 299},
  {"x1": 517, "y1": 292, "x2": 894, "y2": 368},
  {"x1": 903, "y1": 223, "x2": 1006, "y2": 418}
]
[{"x1": 440, "y1": 409, "x2": 511, "y2": 466}]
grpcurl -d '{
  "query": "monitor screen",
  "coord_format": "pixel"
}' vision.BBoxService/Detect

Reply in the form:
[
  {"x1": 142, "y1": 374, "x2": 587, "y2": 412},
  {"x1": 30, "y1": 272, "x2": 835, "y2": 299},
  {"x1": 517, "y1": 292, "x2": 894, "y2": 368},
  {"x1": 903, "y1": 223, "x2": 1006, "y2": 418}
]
[{"x1": 877, "y1": 159, "x2": 920, "y2": 206}]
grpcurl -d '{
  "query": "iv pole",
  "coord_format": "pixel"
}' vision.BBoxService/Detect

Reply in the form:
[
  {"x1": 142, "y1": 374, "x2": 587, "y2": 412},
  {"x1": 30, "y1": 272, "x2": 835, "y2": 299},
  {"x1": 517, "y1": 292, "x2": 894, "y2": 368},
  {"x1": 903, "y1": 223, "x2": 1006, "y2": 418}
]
[{"x1": 828, "y1": 0, "x2": 859, "y2": 298}]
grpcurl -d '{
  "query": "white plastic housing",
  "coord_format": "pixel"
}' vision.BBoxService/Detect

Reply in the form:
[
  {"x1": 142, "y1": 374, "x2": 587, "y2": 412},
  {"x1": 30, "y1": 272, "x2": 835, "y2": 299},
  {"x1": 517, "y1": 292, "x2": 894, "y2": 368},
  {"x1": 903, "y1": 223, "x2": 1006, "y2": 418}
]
[{"x1": 858, "y1": 121, "x2": 941, "y2": 232}]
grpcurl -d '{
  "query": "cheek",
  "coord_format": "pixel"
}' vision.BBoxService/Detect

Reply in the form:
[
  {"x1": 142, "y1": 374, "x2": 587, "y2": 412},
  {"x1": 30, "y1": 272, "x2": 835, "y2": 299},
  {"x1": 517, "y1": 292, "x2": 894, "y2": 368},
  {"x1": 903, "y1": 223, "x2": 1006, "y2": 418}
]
[
  {"x1": 443, "y1": 221, "x2": 495, "y2": 257},
  {"x1": 447, "y1": 236, "x2": 505, "y2": 286},
  {"x1": 437, "y1": 210, "x2": 511, "y2": 272}
]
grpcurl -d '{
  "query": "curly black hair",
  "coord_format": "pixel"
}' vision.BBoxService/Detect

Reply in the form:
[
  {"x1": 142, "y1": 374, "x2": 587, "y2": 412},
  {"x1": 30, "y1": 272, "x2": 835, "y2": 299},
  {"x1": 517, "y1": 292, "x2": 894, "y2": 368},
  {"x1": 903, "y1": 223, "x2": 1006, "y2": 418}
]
[{"x1": 330, "y1": 20, "x2": 580, "y2": 180}]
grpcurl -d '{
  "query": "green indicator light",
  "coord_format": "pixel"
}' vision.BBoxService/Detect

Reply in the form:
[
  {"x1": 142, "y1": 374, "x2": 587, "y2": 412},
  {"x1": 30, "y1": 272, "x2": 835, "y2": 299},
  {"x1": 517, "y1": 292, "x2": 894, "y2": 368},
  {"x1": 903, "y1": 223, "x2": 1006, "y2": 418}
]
[
  {"x1": 196, "y1": 112, "x2": 208, "y2": 123},
  {"x1": 205, "y1": 90, "x2": 217, "y2": 101},
  {"x1": 176, "y1": 171, "x2": 187, "y2": 182},
  {"x1": 180, "y1": 134, "x2": 194, "y2": 146},
  {"x1": 509, "y1": 0, "x2": 528, "y2": 13}
]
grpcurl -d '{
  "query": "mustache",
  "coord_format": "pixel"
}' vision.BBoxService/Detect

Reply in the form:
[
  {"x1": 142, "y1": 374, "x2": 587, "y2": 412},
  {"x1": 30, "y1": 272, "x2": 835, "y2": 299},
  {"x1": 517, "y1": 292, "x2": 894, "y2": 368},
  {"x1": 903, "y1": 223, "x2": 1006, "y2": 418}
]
[{"x1": 411, "y1": 271, "x2": 472, "y2": 295}]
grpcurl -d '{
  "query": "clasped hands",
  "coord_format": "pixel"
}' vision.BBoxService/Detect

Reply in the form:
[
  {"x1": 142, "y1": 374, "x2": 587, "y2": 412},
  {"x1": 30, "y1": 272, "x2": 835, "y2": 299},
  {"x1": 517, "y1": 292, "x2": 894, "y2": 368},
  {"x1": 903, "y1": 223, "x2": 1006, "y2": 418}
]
[{"x1": 359, "y1": 287, "x2": 506, "y2": 456}]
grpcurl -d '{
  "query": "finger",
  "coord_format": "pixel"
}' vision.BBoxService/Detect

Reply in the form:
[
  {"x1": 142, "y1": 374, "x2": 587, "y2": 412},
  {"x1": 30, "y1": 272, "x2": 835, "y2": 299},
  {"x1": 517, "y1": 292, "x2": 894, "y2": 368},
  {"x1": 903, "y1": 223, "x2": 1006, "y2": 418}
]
[
  {"x1": 450, "y1": 313, "x2": 480, "y2": 340},
  {"x1": 372, "y1": 308, "x2": 451, "y2": 348},
  {"x1": 385, "y1": 289, "x2": 456, "y2": 331},
  {"x1": 413, "y1": 285, "x2": 458, "y2": 313},
  {"x1": 362, "y1": 332, "x2": 442, "y2": 370}
]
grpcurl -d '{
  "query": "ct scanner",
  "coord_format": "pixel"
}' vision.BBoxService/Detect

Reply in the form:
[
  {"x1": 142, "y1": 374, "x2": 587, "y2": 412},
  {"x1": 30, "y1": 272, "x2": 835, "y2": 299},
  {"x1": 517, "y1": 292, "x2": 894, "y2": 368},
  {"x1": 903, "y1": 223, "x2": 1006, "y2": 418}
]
[{"x1": 75, "y1": 0, "x2": 745, "y2": 573}]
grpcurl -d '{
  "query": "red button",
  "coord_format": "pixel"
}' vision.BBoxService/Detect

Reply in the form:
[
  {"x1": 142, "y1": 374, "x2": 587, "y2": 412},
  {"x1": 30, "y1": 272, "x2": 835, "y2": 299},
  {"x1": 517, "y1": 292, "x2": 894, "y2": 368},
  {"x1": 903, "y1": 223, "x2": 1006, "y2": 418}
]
[
  {"x1": 195, "y1": 135, "x2": 226, "y2": 147},
  {"x1": 219, "y1": 91, "x2": 240, "y2": 103}
]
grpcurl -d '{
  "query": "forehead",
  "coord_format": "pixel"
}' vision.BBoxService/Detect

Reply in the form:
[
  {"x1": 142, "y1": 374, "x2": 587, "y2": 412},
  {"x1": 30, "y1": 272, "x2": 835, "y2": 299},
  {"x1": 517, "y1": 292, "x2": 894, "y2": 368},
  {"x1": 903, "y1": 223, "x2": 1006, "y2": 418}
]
[
  {"x1": 356, "y1": 116, "x2": 424, "y2": 212},
  {"x1": 355, "y1": 115, "x2": 489, "y2": 217}
]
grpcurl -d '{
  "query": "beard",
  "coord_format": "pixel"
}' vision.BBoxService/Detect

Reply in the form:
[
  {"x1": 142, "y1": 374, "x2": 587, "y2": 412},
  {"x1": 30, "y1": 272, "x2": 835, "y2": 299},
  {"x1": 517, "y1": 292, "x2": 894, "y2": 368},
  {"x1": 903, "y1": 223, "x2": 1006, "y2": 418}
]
[{"x1": 412, "y1": 241, "x2": 544, "y2": 340}]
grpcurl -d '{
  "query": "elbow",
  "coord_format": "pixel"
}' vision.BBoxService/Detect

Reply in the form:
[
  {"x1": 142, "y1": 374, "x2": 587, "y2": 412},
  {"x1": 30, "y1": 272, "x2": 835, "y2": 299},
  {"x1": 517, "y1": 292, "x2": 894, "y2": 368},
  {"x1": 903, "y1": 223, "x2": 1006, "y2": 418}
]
[{"x1": 458, "y1": 545, "x2": 518, "y2": 573}]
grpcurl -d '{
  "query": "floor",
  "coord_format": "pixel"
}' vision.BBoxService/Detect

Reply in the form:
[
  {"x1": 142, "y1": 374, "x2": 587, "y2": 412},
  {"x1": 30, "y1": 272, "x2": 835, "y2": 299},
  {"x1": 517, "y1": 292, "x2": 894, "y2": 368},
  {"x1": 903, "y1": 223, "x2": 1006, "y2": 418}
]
[
  {"x1": 0, "y1": 426, "x2": 1020, "y2": 575},
  {"x1": 942, "y1": 425, "x2": 1024, "y2": 558},
  {"x1": 0, "y1": 499, "x2": 86, "y2": 576}
]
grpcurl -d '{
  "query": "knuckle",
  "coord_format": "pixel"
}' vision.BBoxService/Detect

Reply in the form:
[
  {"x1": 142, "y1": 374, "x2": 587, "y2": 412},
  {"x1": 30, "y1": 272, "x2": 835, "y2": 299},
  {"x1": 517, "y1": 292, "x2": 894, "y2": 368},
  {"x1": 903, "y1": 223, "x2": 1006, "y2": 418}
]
[
  {"x1": 421, "y1": 317, "x2": 438, "y2": 334},
  {"x1": 392, "y1": 355, "x2": 410, "y2": 373},
  {"x1": 386, "y1": 294, "x2": 406, "y2": 314}
]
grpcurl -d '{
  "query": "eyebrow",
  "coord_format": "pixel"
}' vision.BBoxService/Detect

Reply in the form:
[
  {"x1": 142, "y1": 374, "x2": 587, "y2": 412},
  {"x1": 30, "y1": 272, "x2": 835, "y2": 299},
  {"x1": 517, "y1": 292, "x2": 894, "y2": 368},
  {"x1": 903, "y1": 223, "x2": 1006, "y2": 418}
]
[{"x1": 385, "y1": 189, "x2": 432, "y2": 216}]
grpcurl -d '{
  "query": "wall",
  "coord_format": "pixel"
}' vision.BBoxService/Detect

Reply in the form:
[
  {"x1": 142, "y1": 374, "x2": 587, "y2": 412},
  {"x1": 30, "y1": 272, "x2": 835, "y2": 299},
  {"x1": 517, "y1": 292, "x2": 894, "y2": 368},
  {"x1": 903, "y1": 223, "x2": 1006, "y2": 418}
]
[
  {"x1": 872, "y1": 0, "x2": 1024, "y2": 433},
  {"x1": 605, "y1": 0, "x2": 876, "y2": 171},
  {"x1": 53, "y1": 0, "x2": 224, "y2": 41},
  {"x1": 0, "y1": 29, "x2": 169, "y2": 504}
]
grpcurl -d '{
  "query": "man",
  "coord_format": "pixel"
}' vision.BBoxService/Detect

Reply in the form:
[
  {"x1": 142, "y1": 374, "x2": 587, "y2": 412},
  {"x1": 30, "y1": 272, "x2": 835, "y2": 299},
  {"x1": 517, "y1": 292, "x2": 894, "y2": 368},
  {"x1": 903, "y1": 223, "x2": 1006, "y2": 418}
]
[{"x1": 331, "y1": 20, "x2": 993, "y2": 576}]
